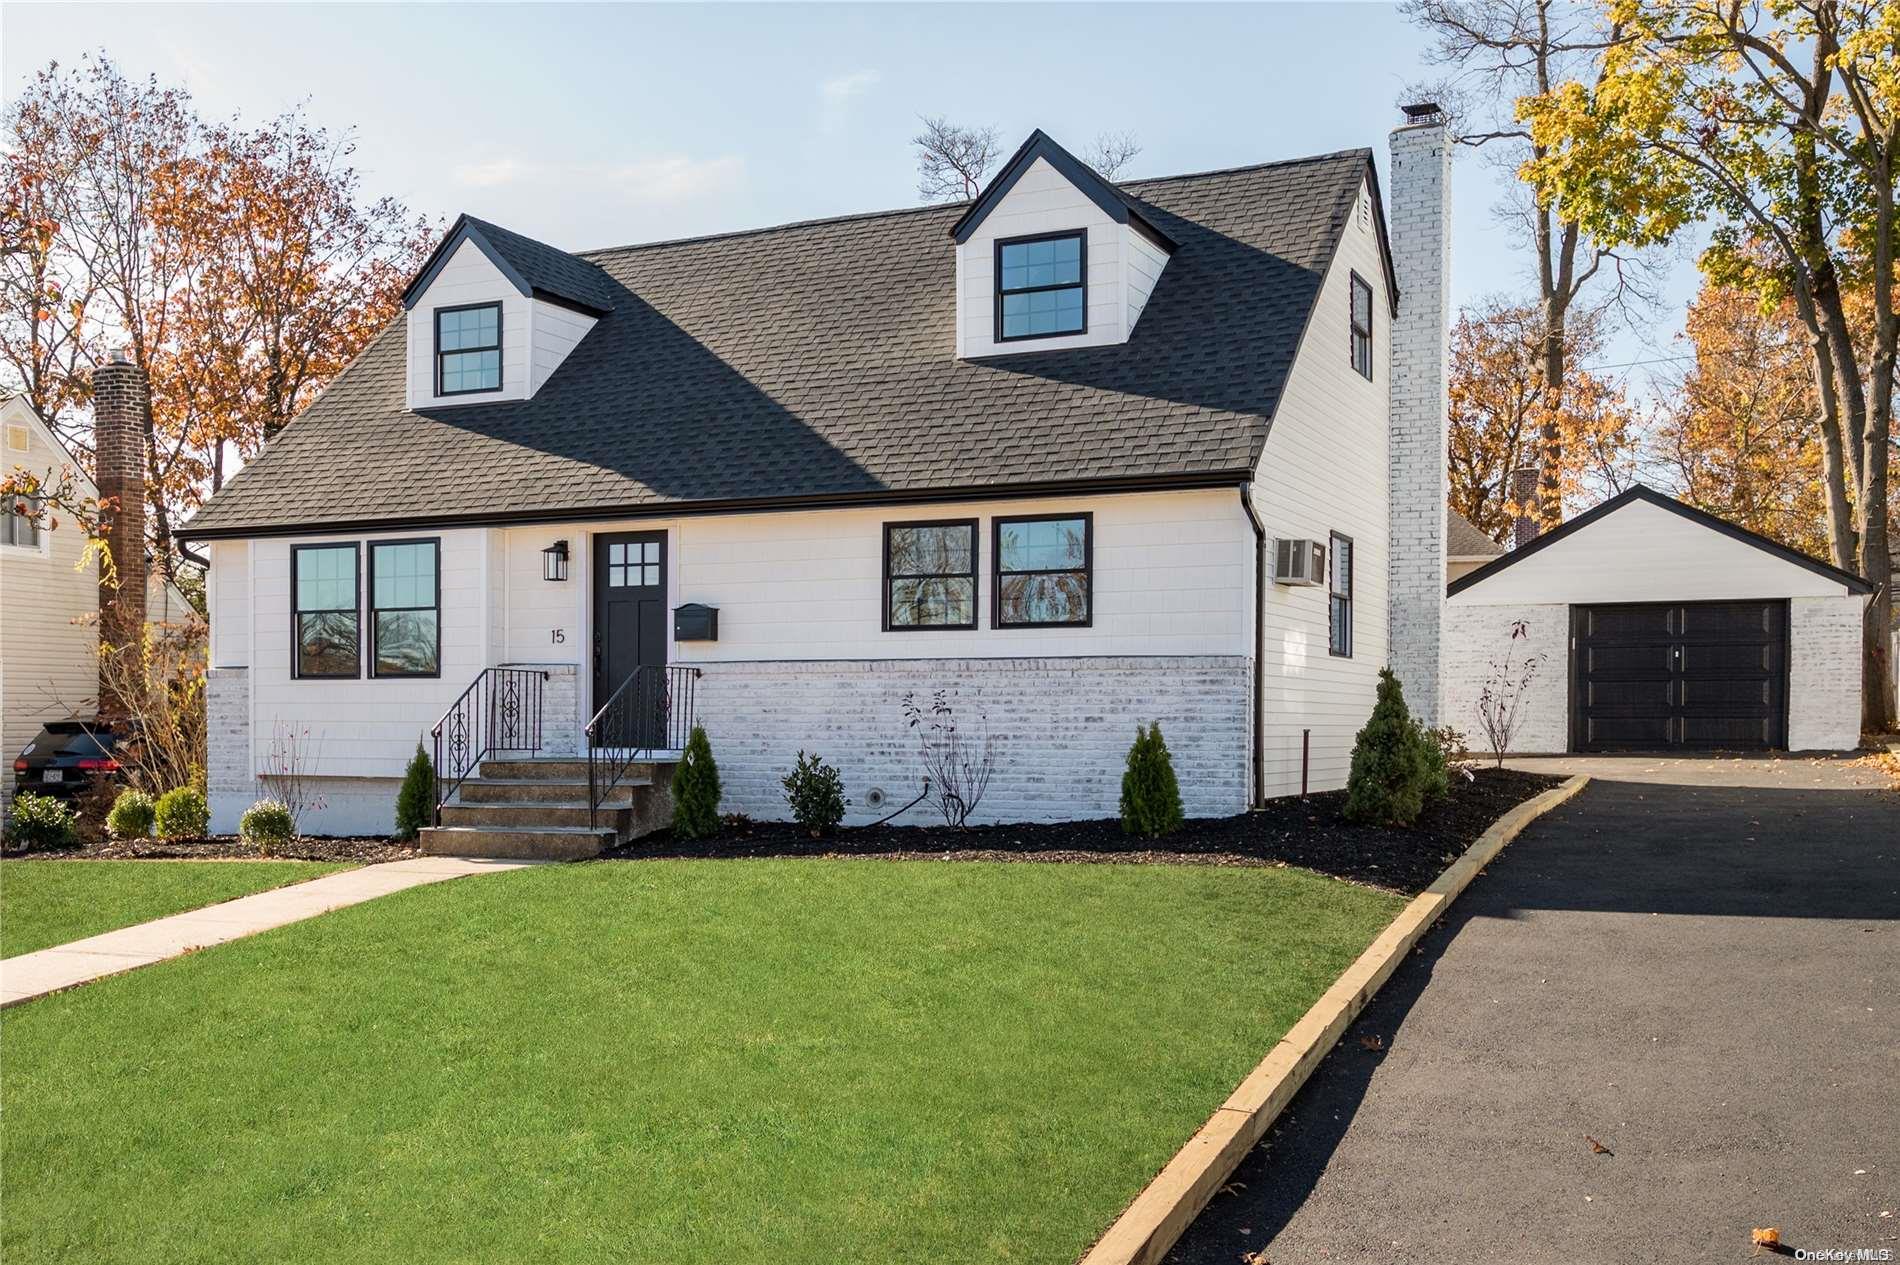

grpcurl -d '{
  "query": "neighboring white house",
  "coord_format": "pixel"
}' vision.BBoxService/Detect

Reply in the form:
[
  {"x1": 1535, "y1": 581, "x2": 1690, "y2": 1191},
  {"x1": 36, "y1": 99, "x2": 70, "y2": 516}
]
[
  {"x1": 1446, "y1": 508, "x2": 1504, "y2": 585},
  {"x1": 1442, "y1": 486, "x2": 1871, "y2": 754},
  {"x1": 1, "y1": 393, "x2": 196, "y2": 805},
  {"x1": 180, "y1": 117, "x2": 1441, "y2": 843}
]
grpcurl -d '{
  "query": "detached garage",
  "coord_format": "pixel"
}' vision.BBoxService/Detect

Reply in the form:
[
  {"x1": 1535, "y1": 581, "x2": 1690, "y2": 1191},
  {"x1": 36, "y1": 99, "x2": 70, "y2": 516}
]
[{"x1": 1443, "y1": 487, "x2": 1872, "y2": 754}]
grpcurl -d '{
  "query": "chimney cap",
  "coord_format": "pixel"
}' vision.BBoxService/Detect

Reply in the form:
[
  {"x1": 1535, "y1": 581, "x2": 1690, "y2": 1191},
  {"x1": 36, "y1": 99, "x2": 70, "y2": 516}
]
[
  {"x1": 108, "y1": 346, "x2": 132, "y2": 365},
  {"x1": 1401, "y1": 101, "x2": 1445, "y2": 121}
]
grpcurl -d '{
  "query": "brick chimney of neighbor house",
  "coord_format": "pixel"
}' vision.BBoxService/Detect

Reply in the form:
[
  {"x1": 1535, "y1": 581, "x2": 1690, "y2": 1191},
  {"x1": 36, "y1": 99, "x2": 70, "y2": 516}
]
[
  {"x1": 92, "y1": 347, "x2": 149, "y2": 723},
  {"x1": 1387, "y1": 103, "x2": 1452, "y2": 727},
  {"x1": 1510, "y1": 466, "x2": 1543, "y2": 549}
]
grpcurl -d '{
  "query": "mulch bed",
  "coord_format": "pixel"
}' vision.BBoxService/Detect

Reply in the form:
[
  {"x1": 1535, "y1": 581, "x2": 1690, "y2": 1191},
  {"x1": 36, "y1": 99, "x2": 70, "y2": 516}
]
[
  {"x1": 610, "y1": 767, "x2": 1563, "y2": 894},
  {"x1": 4, "y1": 836, "x2": 421, "y2": 864}
]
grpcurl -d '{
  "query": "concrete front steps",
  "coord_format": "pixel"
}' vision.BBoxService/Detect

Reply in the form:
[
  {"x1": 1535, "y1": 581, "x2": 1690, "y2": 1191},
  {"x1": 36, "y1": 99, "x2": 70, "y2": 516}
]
[{"x1": 418, "y1": 757, "x2": 674, "y2": 860}]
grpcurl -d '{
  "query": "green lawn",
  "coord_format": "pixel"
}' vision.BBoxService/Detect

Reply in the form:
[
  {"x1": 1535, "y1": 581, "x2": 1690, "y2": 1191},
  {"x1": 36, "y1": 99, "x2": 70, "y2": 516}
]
[
  {"x1": 1, "y1": 859, "x2": 1402, "y2": 1264},
  {"x1": 0, "y1": 860, "x2": 352, "y2": 958}
]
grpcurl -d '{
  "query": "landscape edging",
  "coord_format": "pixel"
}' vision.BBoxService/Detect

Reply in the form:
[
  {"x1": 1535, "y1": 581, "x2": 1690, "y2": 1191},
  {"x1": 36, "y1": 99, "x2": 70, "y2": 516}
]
[{"x1": 1076, "y1": 772, "x2": 1592, "y2": 1265}]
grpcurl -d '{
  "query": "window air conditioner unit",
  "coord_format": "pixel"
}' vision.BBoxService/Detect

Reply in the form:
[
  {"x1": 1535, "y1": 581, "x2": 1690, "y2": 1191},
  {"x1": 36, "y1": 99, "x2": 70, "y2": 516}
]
[{"x1": 1272, "y1": 538, "x2": 1327, "y2": 586}]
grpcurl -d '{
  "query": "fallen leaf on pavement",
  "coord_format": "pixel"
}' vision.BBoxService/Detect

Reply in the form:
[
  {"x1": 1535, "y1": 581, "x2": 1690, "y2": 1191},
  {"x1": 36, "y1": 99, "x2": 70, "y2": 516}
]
[
  {"x1": 1358, "y1": 1034, "x2": 1385, "y2": 1052},
  {"x1": 1240, "y1": 1250, "x2": 1271, "y2": 1265},
  {"x1": 1752, "y1": 1227, "x2": 1781, "y2": 1252},
  {"x1": 1218, "y1": 1181, "x2": 1247, "y2": 1197},
  {"x1": 1586, "y1": 1135, "x2": 1613, "y2": 1155}
]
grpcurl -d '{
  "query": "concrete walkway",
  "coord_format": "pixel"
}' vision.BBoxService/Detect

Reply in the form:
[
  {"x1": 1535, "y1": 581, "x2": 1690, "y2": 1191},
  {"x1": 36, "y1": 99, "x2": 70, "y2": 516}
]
[{"x1": 0, "y1": 856, "x2": 532, "y2": 1008}]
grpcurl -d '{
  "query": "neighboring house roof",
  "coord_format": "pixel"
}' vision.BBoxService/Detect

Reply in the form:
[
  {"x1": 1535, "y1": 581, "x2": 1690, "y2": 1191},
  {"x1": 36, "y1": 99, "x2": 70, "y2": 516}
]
[
  {"x1": 401, "y1": 214, "x2": 619, "y2": 316},
  {"x1": 1447, "y1": 485, "x2": 1874, "y2": 597},
  {"x1": 1447, "y1": 508, "x2": 1503, "y2": 560},
  {"x1": 184, "y1": 148, "x2": 1380, "y2": 541}
]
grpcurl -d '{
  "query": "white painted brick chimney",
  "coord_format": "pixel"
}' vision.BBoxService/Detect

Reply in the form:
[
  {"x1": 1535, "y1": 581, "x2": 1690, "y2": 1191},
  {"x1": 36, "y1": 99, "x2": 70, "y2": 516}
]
[{"x1": 1386, "y1": 106, "x2": 1452, "y2": 726}]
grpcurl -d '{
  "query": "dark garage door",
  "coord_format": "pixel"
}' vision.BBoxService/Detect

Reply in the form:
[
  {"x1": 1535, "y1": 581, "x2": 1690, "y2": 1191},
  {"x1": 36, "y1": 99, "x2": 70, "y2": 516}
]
[{"x1": 1571, "y1": 601, "x2": 1788, "y2": 751}]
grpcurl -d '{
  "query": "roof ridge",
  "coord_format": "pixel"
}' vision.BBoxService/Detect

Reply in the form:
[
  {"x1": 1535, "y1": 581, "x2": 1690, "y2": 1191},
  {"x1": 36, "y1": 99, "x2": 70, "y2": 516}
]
[{"x1": 576, "y1": 147, "x2": 1371, "y2": 260}]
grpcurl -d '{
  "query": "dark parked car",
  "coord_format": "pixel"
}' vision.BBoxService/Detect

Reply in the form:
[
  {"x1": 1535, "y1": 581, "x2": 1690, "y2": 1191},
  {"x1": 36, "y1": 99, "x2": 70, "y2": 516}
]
[{"x1": 11, "y1": 721, "x2": 120, "y2": 802}]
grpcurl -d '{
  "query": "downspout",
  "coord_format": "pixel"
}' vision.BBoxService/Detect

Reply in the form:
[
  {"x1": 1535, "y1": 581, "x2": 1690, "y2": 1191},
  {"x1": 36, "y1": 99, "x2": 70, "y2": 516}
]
[{"x1": 1240, "y1": 483, "x2": 1267, "y2": 808}]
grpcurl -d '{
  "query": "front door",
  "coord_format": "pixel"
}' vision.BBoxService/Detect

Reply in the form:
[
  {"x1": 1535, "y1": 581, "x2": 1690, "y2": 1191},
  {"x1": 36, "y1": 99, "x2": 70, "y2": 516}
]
[{"x1": 593, "y1": 531, "x2": 668, "y2": 746}]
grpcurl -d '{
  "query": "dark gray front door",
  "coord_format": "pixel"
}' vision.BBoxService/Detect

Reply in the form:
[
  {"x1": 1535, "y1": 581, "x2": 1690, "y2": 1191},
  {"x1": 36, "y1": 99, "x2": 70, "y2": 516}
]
[
  {"x1": 1570, "y1": 600, "x2": 1788, "y2": 751},
  {"x1": 593, "y1": 531, "x2": 667, "y2": 745}
]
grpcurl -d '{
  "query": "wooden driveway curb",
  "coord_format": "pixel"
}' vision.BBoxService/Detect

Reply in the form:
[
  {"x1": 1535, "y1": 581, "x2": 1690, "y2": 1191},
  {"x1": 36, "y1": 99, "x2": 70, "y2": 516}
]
[{"x1": 1077, "y1": 773, "x2": 1592, "y2": 1265}]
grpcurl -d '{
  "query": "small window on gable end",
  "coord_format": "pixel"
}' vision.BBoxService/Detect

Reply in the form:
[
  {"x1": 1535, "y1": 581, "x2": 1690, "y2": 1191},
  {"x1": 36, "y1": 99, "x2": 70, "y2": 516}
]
[
  {"x1": 996, "y1": 231, "x2": 1086, "y2": 342},
  {"x1": 1350, "y1": 273, "x2": 1373, "y2": 381},
  {"x1": 435, "y1": 302, "x2": 502, "y2": 396}
]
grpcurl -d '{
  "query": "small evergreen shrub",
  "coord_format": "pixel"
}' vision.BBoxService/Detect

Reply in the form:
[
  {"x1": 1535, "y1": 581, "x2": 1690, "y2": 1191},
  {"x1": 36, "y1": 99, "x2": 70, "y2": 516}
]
[
  {"x1": 670, "y1": 726, "x2": 722, "y2": 840},
  {"x1": 153, "y1": 786, "x2": 210, "y2": 839},
  {"x1": 781, "y1": 750, "x2": 848, "y2": 836},
  {"x1": 5, "y1": 793, "x2": 77, "y2": 851},
  {"x1": 1120, "y1": 722, "x2": 1185, "y2": 838},
  {"x1": 1416, "y1": 722, "x2": 1455, "y2": 803},
  {"x1": 239, "y1": 799, "x2": 296, "y2": 856},
  {"x1": 393, "y1": 740, "x2": 435, "y2": 841},
  {"x1": 1344, "y1": 669, "x2": 1432, "y2": 826},
  {"x1": 106, "y1": 788, "x2": 157, "y2": 840}
]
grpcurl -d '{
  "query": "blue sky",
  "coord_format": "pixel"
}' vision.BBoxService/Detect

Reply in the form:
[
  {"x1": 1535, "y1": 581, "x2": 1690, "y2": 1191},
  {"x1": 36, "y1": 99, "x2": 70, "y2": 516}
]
[{"x1": 3, "y1": 2, "x2": 1692, "y2": 369}]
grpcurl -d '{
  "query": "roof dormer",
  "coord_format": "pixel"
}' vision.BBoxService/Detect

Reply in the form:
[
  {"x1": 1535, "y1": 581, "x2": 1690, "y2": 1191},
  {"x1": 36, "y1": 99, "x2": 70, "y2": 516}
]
[
  {"x1": 400, "y1": 215, "x2": 615, "y2": 410},
  {"x1": 949, "y1": 130, "x2": 1176, "y2": 359}
]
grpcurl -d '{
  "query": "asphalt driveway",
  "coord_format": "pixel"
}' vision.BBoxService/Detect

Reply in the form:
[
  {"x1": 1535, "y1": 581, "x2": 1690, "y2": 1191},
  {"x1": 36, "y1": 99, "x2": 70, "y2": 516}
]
[{"x1": 1169, "y1": 755, "x2": 1900, "y2": 1265}]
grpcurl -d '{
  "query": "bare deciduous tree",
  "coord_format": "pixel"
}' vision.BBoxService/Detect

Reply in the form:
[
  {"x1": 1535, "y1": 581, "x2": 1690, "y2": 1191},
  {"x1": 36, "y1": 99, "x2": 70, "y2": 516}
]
[
  {"x1": 912, "y1": 116, "x2": 1001, "y2": 203},
  {"x1": 1474, "y1": 619, "x2": 1542, "y2": 765},
  {"x1": 900, "y1": 689, "x2": 996, "y2": 828},
  {"x1": 1084, "y1": 131, "x2": 1142, "y2": 180}
]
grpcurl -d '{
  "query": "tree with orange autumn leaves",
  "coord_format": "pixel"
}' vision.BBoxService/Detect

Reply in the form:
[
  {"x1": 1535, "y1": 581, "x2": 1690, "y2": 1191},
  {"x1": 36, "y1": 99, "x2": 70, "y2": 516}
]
[
  {"x1": 0, "y1": 55, "x2": 435, "y2": 586},
  {"x1": 1447, "y1": 299, "x2": 1643, "y2": 543}
]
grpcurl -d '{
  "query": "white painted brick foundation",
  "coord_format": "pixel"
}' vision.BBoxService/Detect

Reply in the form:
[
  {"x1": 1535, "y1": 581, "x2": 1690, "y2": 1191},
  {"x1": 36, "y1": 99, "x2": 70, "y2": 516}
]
[
  {"x1": 207, "y1": 666, "x2": 256, "y2": 833},
  {"x1": 1789, "y1": 596, "x2": 1865, "y2": 750},
  {"x1": 1387, "y1": 115, "x2": 1451, "y2": 727},
  {"x1": 693, "y1": 655, "x2": 1252, "y2": 825},
  {"x1": 1441, "y1": 603, "x2": 1569, "y2": 755}
]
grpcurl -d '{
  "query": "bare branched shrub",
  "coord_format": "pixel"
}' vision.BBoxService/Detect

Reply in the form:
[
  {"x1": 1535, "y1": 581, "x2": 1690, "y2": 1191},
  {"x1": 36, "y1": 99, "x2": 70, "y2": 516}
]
[
  {"x1": 261, "y1": 720, "x2": 326, "y2": 835},
  {"x1": 94, "y1": 619, "x2": 207, "y2": 794},
  {"x1": 1474, "y1": 620, "x2": 1542, "y2": 767},
  {"x1": 900, "y1": 689, "x2": 996, "y2": 828}
]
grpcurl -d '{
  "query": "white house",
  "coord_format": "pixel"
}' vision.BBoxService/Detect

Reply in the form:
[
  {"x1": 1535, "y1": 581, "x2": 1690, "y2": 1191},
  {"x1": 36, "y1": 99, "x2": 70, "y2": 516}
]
[
  {"x1": 178, "y1": 117, "x2": 1443, "y2": 851},
  {"x1": 2, "y1": 393, "x2": 193, "y2": 807}
]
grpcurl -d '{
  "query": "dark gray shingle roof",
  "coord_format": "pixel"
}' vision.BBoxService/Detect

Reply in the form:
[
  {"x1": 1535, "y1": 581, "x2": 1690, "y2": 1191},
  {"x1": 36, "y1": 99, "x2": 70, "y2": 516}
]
[
  {"x1": 1447, "y1": 508, "x2": 1505, "y2": 557},
  {"x1": 186, "y1": 150, "x2": 1374, "y2": 538}
]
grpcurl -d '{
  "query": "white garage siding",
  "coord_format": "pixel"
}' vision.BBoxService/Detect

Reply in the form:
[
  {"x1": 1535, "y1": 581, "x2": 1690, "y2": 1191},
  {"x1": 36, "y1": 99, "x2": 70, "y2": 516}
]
[{"x1": 1443, "y1": 489, "x2": 1870, "y2": 755}]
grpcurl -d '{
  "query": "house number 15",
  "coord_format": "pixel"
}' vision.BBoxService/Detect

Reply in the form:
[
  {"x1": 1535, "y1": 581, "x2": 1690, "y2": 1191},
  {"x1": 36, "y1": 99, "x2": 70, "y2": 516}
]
[{"x1": 551, "y1": 629, "x2": 566, "y2": 644}]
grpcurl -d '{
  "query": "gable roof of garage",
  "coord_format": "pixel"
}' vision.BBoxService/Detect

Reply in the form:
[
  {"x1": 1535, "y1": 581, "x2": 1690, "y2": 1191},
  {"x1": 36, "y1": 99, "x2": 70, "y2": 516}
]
[{"x1": 1446, "y1": 485, "x2": 1874, "y2": 598}]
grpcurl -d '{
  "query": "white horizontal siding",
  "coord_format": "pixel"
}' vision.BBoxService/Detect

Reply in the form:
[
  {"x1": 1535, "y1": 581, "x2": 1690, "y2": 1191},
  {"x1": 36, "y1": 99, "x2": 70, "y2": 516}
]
[
  {"x1": 1451, "y1": 497, "x2": 1858, "y2": 606},
  {"x1": 1126, "y1": 229, "x2": 1169, "y2": 332},
  {"x1": 405, "y1": 240, "x2": 531, "y2": 410},
  {"x1": 528, "y1": 298, "x2": 598, "y2": 395},
  {"x1": 246, "y1": 528, "x2": 489, "y2": 778},
  {"x1": 1251, "y1": 177, "x2": 1393, "y2": 798},
  {"x1": 208, "y1": 540, "x2": 251, "y2": 668},
  {"x1": 1, "y1": 403, "x2": 98, "y2": 799}
]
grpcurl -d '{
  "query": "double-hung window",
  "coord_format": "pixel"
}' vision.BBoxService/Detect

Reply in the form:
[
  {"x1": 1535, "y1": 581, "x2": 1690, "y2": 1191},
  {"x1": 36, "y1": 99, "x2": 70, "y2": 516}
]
[
  {"x1": 370, "y1": 539, "x2": 440, "y2": 677},
  {"x1": 435, "y1": 302, "x2": 502, "y2": 396},
  {"x1": 1, "y1": 494, "x2": 40, "y2": 549},
  {"x1": 292, "y1": 543, "x2": 360, "y2": 678},
  {"x1": 1349, "y1": 273, "x2": 1373, "y2": 380},
  {"x1": 995, "y1": 231, "x2": 1086, "y2": 341},
  {"x1": 994, "y1": 513, "x2": 1092, "y2": 627},
  {"x1": 1328, "y1": 532, "x2": 1354, "y2": 657},
  {"x1": 884, "y1": 520, "x2": 977, "y2": 630}
]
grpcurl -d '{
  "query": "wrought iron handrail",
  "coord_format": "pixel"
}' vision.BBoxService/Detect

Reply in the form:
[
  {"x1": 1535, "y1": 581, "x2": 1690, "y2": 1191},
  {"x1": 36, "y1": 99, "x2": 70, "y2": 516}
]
[
  {"x1": 430, "y1": 667, "x2": 549, "y2": 825},
  {"x1": 586, "y1": 663, "x2": 702, "y2": 827}
]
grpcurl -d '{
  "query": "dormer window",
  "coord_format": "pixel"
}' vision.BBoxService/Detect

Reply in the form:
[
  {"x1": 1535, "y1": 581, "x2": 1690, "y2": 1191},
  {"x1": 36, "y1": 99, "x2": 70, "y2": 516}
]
[
  {"x1": 995, "y1": 231, "x2": 1086, "y2": 342},
  {"x1": 435, "y1": 302, "x2": 502, "y2": 396}
]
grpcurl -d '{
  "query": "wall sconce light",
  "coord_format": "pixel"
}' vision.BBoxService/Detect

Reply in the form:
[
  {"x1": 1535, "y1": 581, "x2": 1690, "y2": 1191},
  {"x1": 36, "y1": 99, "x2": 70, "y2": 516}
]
[{"x1": 542, "y1": 539, "x2": 569, "y2": 582}]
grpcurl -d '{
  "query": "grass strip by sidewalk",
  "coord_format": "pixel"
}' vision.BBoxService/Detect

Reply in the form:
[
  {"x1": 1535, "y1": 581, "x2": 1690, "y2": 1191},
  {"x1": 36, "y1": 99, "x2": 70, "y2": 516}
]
[
  {"x1": 0, "y1": 860, "x2": 353, "y2": 958},
  {"x1": 2, "y1": 858, "x2": 1401, "y2": 1264}
]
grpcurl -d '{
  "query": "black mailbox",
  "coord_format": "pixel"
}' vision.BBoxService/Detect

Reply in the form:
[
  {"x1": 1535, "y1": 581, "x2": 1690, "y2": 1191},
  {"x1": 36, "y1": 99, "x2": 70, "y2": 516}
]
[{"x1": 673, "y1": 603, "x2": 719, "y2": 642}]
